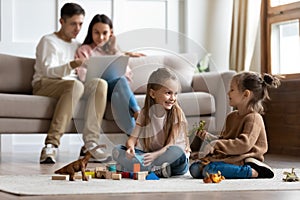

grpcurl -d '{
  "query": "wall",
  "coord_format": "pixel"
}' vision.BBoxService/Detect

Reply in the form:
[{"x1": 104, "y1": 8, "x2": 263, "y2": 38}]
[
  {"x1": 0, "y1": 0, "x2": 185, "y2": 58},
  {"x1": 184, "y1": 0, "x2": 233, "y2": 72},
  {"x1": 0, "y1": 0, "x2": 233, "y2": 152}
]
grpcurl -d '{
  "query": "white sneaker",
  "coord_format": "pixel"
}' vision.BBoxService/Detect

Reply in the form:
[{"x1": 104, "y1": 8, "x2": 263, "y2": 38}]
[
  {"x1": 40, "y1": 144, "x2": 57, "y2": 164},
  {"x1": 79, "y1": 142, "x2": 112, "y2": 163},
  {"x1": 245, "y1": 157, "x2": 274, "y2": 178},
  {"x1": 151, "y1": 162, "x2": 172, "y2": 178}
]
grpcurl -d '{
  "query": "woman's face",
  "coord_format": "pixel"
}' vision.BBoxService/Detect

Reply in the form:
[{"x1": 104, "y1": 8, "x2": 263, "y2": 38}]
[{"x1": 92, "y1": 22, "x2": 112, "y2": 46}]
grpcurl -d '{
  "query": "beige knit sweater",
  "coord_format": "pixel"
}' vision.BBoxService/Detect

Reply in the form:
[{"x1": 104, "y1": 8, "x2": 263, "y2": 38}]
[{"x1": 205, "y1": 110, "x2": 268, "y2": 165}]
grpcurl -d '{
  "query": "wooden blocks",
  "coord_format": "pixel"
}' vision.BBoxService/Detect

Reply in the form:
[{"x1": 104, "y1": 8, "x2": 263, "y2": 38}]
[
  {"x1": 96, "y1": 170, "x2": 113, "y2": 179},
  {"x1": 112, "y1": 173, "x2": 122, "y2": 180},
  {"x1": 74, "y1": 174, "x2": 92, "y2": 180},
  {"x1": 51, "y1": 162, "x2": 149, "y2": 181},
  {"x1": 133, "y1": 171, "x2": 148, "y2": 180},
  {"x1": 85, "y1": 171, "x2": 95, "y2": 178},
  {"x1": 51, "y1": 175, "x2": 68, "y2": 180},
  {"x1": 133, "y1": 163, "x2": 140, "y2": 173}
]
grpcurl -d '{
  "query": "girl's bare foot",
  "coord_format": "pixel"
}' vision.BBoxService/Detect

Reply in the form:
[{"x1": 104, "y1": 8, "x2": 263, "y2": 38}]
[{"x1": 252, "y1": 168, "x2": 258, "y2": 178}]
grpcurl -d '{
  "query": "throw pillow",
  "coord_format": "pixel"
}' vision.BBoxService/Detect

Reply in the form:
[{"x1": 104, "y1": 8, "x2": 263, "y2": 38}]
[{"x1": 129, "y1": 53, "x2": 198, "y2": 93}]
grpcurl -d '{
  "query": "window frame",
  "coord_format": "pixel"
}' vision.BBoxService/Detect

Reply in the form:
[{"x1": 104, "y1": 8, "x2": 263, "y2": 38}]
[{"x1": 261, "y1": 0, "x2": 300, "y2": 78}]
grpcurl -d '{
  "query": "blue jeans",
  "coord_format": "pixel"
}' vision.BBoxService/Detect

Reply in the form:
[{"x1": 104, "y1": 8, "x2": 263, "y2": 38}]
[
  {"x1": 107, "y1": 76, "x2": 140, "y2": 135},
  {"x1": 189, "y1": 161, "x2": 252, "y2": 179},
  {"x1": 112, "y1": 144, "x2": 189, "y2": 176}
]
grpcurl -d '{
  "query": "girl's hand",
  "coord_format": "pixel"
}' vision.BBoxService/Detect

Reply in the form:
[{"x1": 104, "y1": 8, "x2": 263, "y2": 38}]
[
  {"x1": 196, "y1": 129, "x2": 207, "y2": 140},
  {"x1": 126, "y1": 146, "x2": 135, "y2": 160},
  {"x1": 202, "y1": 140, "x2": 217, "y2": 155},
  {"x1": 142, "y1": 152, "x2": 159, "y2": 166}
]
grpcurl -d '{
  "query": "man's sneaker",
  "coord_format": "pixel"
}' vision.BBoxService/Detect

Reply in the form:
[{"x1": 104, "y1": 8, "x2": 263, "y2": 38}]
[
  {"x1": 151, "y1": 162, "x2": 172, "y2": 178},
  {"x1": 79, "y1": 142, "x2": 112, "y2": 163},
  {"x1": 245, "y1": 157, "x2": 274, "y2": 178},
  {"x1": 40, "y1": 144, "x2": 57, "y2": 164}
]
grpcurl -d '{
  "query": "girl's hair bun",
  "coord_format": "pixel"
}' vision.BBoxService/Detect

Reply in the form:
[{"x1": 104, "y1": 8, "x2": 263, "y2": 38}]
[{"x1": 263, "y1": 73, "x2": 281, "y2": 88}]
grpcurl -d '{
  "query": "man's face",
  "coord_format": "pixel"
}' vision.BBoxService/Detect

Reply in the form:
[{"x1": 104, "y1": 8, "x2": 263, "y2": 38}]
[{"x1": 60, "y1": 14, "x2": 84, "y2": 40}]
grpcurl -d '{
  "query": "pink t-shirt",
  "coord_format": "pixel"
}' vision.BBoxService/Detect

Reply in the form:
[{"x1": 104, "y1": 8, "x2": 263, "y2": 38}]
[{"x1": 132, "y1": 105, "x2": 189, "y2": 155}]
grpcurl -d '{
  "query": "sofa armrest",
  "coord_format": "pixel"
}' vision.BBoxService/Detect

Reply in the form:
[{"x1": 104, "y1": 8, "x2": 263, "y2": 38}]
[{"x1": 192, "y1": 70, "x2": 236, "y2": 132}]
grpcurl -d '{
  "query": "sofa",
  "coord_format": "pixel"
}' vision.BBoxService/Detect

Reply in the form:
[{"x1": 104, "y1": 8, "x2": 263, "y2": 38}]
[{"x1": 0, "y1": 53, "x2": 235, "y2": 151}]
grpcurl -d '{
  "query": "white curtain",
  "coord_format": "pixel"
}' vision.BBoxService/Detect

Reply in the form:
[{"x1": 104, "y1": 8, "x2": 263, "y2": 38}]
[{"x1": 230, "y1": 0, "x2": 262, "y2": 72}]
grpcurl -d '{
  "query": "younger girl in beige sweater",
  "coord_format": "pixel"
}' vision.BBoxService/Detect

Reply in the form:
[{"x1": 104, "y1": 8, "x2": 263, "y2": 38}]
[{"x1": 189, "y1": 71, "x2": 280, "y2": 179}]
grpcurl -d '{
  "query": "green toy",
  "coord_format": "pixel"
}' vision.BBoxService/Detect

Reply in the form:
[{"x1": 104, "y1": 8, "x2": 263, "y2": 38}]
[
  {"x1": 188, "y1": 120, "x2": 206, "y2": 136},
  {"x1": 283, "y1": 168, "x2": 300, "y2": 182}
]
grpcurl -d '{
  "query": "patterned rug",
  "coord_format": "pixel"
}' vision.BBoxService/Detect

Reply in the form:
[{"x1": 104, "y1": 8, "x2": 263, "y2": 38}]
[{"x1": 0, "y1": 168, "x2": 299, "y2": 196}]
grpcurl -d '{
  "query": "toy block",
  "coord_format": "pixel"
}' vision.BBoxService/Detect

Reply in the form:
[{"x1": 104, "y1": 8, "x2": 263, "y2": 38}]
[
  {"x1": 133, "y1": 163, "x2": 140, "y2": 173},
  {"x1": 95, "y1": 166, "x2": 107, "y2": 172},
  {"x1": 133, "y1": 171, "x2": 148, "y2": 180},
  {"x1": 96, "y1": 170, "x2": 107, "y2": 179},
  {"x1": 85, "y1": 171, "x2": 95, "y2": 178},
  {"x1": 120, "y1": 171, "x2": 132, "y2": 178},
  {"x1": 52, "y1": 175, "x2": 68, "y2": 180},
  {"x1": 146, "y1": 172, "x2": 160, "y2": 180},
  {"x1": 107, "y1": 164, "x2": 117, "y2": 172},
  {"x1": 135, "y1": 154, "x2": 144, "y2": 164},
  {"x1": 95, "y1": 170, "x2": 113, "y2": 179},
  {"x1": 74, "y1": 174, "x2": 92, "y2": 180},
  {"x1": 105, "y1": 171, "x2": 113, "y2": 179},
  {"x1": 112, "y1": 173, "x2": 122, "y2": 180}
]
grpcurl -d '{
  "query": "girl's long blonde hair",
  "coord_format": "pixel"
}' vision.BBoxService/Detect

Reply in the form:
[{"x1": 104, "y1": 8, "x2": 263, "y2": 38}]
[{"x1": 141, "y1": 68, "x2": 188, "y2": 151}]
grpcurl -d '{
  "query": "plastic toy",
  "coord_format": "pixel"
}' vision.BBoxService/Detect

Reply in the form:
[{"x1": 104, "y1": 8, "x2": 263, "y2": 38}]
[
  {"x1": 188, "y1": 120, "x2": 206, "y2": 136},
  {"x1": 54, "y1": 144, "x2": 106, "y2": 181},
  {"x1": 283, "y1": 168, "x2": 300, "y2": 182},
  {"x1": 203, "y1": 171, "x2": 225, "y2": 183}
]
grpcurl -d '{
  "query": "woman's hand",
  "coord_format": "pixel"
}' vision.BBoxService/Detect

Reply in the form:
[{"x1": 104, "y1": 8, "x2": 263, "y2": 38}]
[
  {"x1": 76, "y1": 67, "x2": 87, "y2": 82},
  {"x1": 124, "y1": 52, "x2": 146, "y2": 57},
  {"x1": 143, "y1": 152, "x2": 159, "y2": 166}
]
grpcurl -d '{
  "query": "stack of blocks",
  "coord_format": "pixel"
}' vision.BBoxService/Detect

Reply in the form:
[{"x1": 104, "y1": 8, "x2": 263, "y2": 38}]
[
  {"x1": 133, "y1": 163, "x2": 148, "y2": 180},
  {"x1": 95, "y1": 164, "x2": 121, "y2": 180}
]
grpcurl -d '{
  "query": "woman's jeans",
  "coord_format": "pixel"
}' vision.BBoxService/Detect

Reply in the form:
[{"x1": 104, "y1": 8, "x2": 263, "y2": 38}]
[
  {"x1": 107, "y1": 76, "x2": 140, "y2": 135},
  {"x1": 112, "y1": 144, "x2": 189, "y2": 176},
  {"x1": 189, "y1": 161, "x2": 252, "y2": 179}
]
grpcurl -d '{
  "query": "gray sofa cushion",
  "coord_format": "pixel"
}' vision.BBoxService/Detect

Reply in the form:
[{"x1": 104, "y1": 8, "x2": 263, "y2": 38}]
[
  {"x1": 103, "y1": 92, "x2": 215, "y2": 120},
  {"x1": 0, "y1": 93, "x2": 87, "y2": 120},
  {"x1": 0, "y1": 54, "x2": 35, "y2": 94},
  {"x1": 0, "y1": 93, "x2": 56, "y2": 119}
]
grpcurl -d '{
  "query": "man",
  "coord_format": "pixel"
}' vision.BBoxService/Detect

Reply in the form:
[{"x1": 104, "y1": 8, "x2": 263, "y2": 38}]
[{"x1": 32, "y1": 3, "x2": 110, "y2": 164}]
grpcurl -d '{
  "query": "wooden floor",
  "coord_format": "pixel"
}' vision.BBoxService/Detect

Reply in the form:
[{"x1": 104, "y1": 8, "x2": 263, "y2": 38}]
[{"x1": 0, "y1": 152, "x2": 300, "y2": 200}]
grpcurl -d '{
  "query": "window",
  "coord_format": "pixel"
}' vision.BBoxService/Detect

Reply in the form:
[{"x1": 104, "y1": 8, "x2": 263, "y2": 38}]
[{"x1": 261, "y1": 0, "x2": 300, "y2": 77}]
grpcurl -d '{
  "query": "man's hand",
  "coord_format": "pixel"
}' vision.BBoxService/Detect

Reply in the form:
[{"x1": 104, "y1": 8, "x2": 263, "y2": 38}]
[{"x1": 70, "y1": 58, "x2": 86, "y2": 69}]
